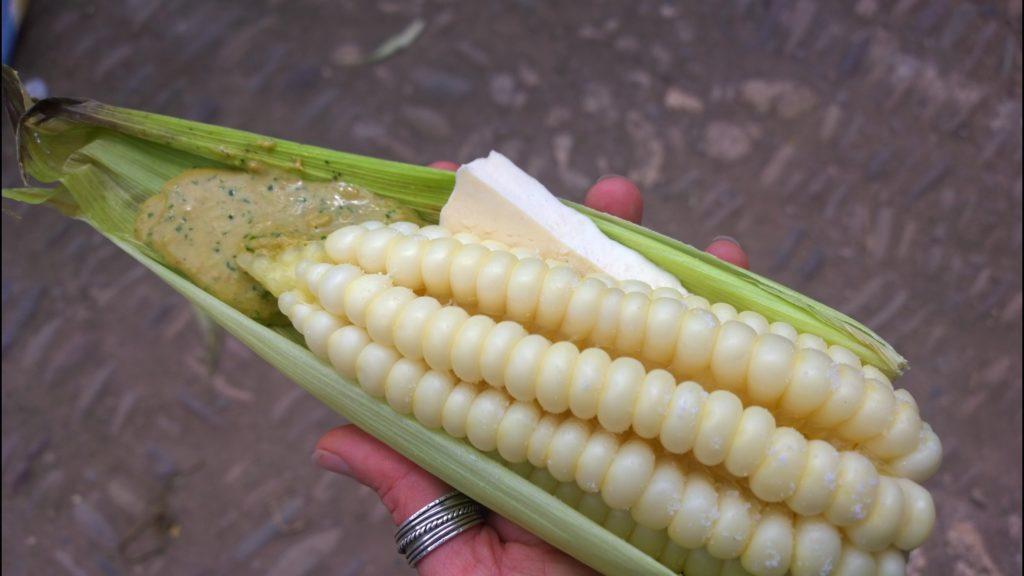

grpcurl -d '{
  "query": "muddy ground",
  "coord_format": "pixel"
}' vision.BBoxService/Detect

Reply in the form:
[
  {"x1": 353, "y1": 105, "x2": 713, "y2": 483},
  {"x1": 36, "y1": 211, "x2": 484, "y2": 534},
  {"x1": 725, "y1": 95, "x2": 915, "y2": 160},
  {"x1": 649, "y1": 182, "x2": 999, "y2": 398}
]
[{"x1": 2, "y1": 1, "x2": 1021, "y2": 575}]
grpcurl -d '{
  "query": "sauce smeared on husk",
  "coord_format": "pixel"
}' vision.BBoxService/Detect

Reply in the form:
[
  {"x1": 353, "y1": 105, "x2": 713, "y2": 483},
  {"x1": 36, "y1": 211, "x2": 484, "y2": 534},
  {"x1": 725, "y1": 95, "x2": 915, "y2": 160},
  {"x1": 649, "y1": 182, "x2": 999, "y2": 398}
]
[{"x1": 134, "y1": 168, "x2": 420, "y2": 323}]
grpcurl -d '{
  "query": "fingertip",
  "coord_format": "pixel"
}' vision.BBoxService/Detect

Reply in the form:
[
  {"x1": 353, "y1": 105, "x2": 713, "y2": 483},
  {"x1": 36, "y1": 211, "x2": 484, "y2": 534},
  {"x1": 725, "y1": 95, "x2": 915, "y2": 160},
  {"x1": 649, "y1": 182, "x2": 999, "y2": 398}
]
[
  {"x1": 584, "y1": 175, "x2": 643, "y2": 224},
  {"x1": 428, "y1": 160, "x2": 460, "y2": 172},
  {"x1": 705, "y1": 236, "x2": 750, "y2": 269}
]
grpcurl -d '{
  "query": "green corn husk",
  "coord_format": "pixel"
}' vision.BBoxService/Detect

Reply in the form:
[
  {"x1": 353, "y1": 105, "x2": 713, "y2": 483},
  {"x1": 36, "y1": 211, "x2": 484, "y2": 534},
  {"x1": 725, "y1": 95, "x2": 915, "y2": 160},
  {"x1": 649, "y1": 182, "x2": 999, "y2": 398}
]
[{"x1": 2, "y1": 65, "x2": 906, "y2": 575}]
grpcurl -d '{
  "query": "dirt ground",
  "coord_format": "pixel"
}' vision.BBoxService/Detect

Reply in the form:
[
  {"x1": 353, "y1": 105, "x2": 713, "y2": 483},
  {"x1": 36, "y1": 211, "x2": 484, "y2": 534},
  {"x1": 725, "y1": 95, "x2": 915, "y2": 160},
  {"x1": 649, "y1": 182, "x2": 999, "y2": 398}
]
[{"x1": 2, "y1": 1, "x2": 1021, "y2": 575}]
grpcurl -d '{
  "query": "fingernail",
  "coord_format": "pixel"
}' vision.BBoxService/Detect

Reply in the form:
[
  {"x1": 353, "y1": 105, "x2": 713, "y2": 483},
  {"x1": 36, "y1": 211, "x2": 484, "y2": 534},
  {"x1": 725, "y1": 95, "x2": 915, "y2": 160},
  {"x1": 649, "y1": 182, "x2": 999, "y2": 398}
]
[
  {"x1": 312, "y1": 449, "x2": 351, "y2": 476},
  {"x1": 712, "y1": 235, "x2": 741, "y2": 248},
  {"x1": 597, "y1": 173, "x2": 623, "y2": 182}
]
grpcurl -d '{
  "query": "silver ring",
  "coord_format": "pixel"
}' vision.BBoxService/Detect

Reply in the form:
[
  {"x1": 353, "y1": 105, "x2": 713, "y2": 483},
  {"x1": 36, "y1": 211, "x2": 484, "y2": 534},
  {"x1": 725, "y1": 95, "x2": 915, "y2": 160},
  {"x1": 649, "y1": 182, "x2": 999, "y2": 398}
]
[{"x1": 395, "y1": 490, "x2": 486, "y2": 567}]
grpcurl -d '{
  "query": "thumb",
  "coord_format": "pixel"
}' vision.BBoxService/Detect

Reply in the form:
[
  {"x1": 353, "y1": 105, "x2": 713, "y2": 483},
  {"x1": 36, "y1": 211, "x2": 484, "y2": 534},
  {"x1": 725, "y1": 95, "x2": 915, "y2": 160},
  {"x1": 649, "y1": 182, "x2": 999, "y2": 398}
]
[
  {"x1": 313, "y1": 425, "x2": 489, "y2": 574},
  {"x1": 313, "y1": 425, "x2": 451, "y2": 526}
]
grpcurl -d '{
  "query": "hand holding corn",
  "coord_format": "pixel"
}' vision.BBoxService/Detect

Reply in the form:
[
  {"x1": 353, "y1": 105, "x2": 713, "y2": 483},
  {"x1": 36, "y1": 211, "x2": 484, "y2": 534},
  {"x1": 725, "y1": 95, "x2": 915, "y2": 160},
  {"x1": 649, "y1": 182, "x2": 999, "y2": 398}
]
[{"x1": 312, "y1": 166, "x2": 748, "y2": 576}]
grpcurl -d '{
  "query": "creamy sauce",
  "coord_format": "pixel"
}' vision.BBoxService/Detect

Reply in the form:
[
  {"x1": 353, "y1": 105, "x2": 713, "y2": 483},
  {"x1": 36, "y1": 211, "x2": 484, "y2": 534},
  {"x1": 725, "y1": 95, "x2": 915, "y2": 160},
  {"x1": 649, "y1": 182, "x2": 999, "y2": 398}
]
[{"x1": 135, "y1": 168, "x2": 420, "y2": 323}]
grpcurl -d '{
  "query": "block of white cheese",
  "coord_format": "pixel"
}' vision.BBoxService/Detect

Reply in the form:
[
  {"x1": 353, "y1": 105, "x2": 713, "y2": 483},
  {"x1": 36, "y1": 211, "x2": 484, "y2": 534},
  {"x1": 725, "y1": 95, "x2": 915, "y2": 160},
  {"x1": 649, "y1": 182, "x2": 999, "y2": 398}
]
[{"x1": 439, "y1": 151, "x2": 683, "y2": 291}]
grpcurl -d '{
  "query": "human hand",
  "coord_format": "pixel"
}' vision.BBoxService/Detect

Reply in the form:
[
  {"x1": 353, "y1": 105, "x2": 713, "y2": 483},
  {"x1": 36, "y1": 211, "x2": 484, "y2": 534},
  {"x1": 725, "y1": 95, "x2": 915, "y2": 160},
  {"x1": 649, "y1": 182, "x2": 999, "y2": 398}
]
[{"x1": 313, "y1": 164, "x2": 749, "y2": 574}]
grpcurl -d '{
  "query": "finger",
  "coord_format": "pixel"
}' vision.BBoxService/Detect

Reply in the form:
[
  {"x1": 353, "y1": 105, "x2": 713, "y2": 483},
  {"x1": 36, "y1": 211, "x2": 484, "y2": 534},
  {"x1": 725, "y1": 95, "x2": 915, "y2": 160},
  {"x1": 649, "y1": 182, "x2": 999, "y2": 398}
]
[
  {"x1": 583, "y1": 175, "x2": 643, "y2": 224},
  {"x1": 314, "y1": 426, "x2": 491, "y2": 575},
  {"x1": 313, "y1": 425, "x2": 451, "y2": 525},
  {"x1": 705, "y1": 236, "x2": 750, "y2": 269},
  {"x1": 428, "y1": 160, "x2": 459, "y2": 171}
]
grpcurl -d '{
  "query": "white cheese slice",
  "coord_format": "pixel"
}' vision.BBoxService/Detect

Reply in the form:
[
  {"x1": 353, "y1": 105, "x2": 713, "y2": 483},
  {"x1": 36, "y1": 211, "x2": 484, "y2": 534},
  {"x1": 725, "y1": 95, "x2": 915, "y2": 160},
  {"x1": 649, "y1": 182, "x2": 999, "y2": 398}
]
[{"x1": 439, "y1": 151, "x2": 683, "y2": 291}]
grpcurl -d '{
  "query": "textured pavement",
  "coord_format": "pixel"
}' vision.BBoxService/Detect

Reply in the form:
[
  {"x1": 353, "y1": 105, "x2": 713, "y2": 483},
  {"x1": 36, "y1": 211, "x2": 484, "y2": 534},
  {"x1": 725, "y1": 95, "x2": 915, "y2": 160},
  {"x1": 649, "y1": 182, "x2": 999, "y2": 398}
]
[{"x1": 2, "y1": 1, "x2": 1021, "y2": 575}]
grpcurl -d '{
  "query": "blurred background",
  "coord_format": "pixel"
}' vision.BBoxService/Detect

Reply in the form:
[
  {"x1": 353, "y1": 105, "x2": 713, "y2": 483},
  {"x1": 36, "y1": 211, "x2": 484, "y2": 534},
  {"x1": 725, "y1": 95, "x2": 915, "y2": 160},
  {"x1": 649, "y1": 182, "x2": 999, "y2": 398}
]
[{"x1": 2, "y1": 1, "x2": 1021, "y2": 575}]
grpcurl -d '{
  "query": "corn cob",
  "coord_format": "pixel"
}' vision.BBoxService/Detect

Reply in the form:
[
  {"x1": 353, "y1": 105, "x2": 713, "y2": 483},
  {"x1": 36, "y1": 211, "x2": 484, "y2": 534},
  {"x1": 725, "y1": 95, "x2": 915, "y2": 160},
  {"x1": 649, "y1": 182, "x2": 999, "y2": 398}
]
[
  {"x1": 319, "y1": 221, "x2": 941, "y2": 483},
  {"x1": 290, "y1": 259, "x2": 935, "y2": 549},
  {"x1": 253, "y1": 227, "x2": 938, "y2": 575},
  {"x1": 280, "y1": 291, "x2": 915, "y2": 575}
]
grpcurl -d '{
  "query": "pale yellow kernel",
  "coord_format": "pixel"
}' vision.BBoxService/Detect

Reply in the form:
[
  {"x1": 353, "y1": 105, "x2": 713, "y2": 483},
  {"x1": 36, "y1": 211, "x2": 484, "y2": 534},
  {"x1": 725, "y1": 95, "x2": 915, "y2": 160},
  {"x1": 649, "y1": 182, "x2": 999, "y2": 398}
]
[
  {"x1": 326, "y1": 325, "x2": 369, "y2": 379},
  {"x1": 746, "y1": 333, "x2": 795, "y2": 408},
  {"x1": 354, "y1": 342, "x2": 400, "y2": 397},
  {"x1": 535, "y1": 266, "x2": 579, "y2": 332},
  {"x1": 807, "y1": 362, "x2": 865, "y2": 428},
  {"x1": 862, "y1": 398, "x2": 924, "y2": 459},
  {"x1": 503, "y1": 334, "x2": 551, "y2": 402},
  {"x1": 791, "y1": 517, "x2": 842, "y2": 576},
  {"x1": 495, "y1": 402, "x2": 541, "y2": 463},
  {"x1": 597, "y1": 357, "x2": 646, "y2": 433},
  {"x1": 411, "y1": 370, "x2": 454, "y2": 429},
  {"x1": 546, "y1": 419, "x2": 591, "y2": 483},
  {"x1": 749, "y1": 427, "x2": 809, "y2": 502},
  {"x1": 768, "y1": 321, "x2": 798, "y2": 342},
  {"x1": 671, "y1": 309, "x2": 719, "y2": 378},
  {"x1": 825, "y1": 452, "x2": 880, "y2": 526},
  {"x1": 324, "y1": 225, "x2": 366, "y2": 263},
  {"x1": 441, "y1": 382, "x2": 481, "y2": 438},
  {"x1": 420, "y1": 238, "x2": 460, "y2": 300},
  {"x1": 560, "y1": 277, "x2": 606, "y2": 342},
  {"x1": 387, "y1": 221, "x2": 420, "y2": 235},
  {"x1": 449, "y1": 243, "x2": 490, "y2": 307},
  {"x1": 535, "y1": 341, "x2": 579, "y2": 414},
  {"x1": 601, "y1": 438, "x2": 655, "y2": 509},
  {"x1": 786, "y1": 440, "x2": 840, "y2": 517},
  {"x1": 526, "y1": 414, "x2": 560, "y2": 468},
  {"x1": 590, "y1": 287, "x2": 625, "y2": 349},
  {"x1": 355, "y1": 226, "x2": 400, "y2": 273},
  {"x1": 737, "y1": 310, "x2": 770, "y2": 334},
  {"x1": 741, "y1": 507, "x2": 793, "y2": 576},
  {"x1": 475, "y1": 250, "x2": 517, "y2": 316},
  {"x1": 392, "y1": 297, "x2": 441, "y2": 360},
  {"x1": 465, "y1": 389, "x2": 510, "y2": 452},
  {"x1": 682, "y1": 294, "x2": 710, "y2": 310},
  {"x1": 631, "y1": 460, "x2": 686, "y2": 530},
  {"x1": 668, "y1": 470, "x2": 719, "y2": 548},
  {"x1": 343, "y1": 274, "x2": 393, "y2": 327},
  {"x1": 833, "y1": 544, "x2": 876, "y2": 576},
  {"x1": 693, "y1": 390, "x2": 744, "y2": 467},
  {"x1": 568, "y1": 348, "x2": 611, "y2": 420},
  {"x1": 384, "y1": 358, "x2": 422, "y2": 415},
  {"x1": 632, "y1": 370, "x2": 676, "y2": 439},
  {"x1": 416, "y1": 224, "x2": 450, "y2": 239},
  {"x1": 710, "y1": 302, "x2": 739, "y2": 323},
  {"x1": 710, "y1": 321, "x2": 758, "y2": 393},
  {"x1": 316, "y1": 264, "x2": 363, "y2": 316},
  {"x1": 777, "y1": 348, "x2": 832, "y2": 418},
  {"x1": 892, "y1": 478, "x2": 935, "y2": 551},
  {"x1": 724, "y1": 406, "x2": 775, "y2": 478},
  {"x1": 365, "y1": 286, "x2": 416, "y2": 346},
  {"x1": 479, "y1": 321, "x2": 528, "y2": 389},
  {"x1": 450, "y1": 315, "x2": 497, "y2": 384},
  {"x1": 642, "y1": 298, "x2": 687, "y2": 365},
  {"x1": 615, "y1": 291, "x2": 651, "y2": 355},
  {"x1": 506, "y1": 258, "x2": 548, "y2": 324},
  {"x1": 659, "y1": 381, "x2": 707, "y2": 455},
  {"x1": 387, "y1": 233, "x2": 428, "y2": 289},
  {"x1": 874, "y1": 549, "x2": 906, "y2": 576},
  {"x1": 837, "y1": 378, "x2": 897, "y2": 442},
  {"x1": 575, "y1": 431, "x2": 619, "y2": 493},
  {"x1": 303, "y1": 310, "x2": 344, "y2": 360},
  {"x1": 421, "y1": 306, "x2": 470, "y2": 372},
  {"x1": 845, "y1": 476, "x2": 904, "y2": 552},
  {"x1": 885, "y1": 425, "x2": 942, "y2": 482},
  {"x1": 795, "y1": 332, "x2": 827, "y2": 351},
  {"x1": 706, "y1": 489, "x2": 755, "y2": 560}
]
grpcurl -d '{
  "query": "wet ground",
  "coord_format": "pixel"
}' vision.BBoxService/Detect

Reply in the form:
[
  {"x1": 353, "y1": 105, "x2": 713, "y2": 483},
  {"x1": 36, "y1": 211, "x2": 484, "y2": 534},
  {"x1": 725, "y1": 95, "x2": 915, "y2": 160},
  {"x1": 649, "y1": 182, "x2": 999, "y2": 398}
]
[{"x1": 2, "y1": 1, "x2": 1021, "y2": 575}]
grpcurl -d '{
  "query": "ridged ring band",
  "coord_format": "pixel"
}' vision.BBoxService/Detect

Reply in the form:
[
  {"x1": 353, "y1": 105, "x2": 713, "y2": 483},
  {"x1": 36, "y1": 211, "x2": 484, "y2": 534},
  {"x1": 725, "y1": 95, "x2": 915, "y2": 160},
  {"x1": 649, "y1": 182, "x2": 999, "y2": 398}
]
[{"x1": 395, "y1": 491, "x2": 486, "y2": 567}]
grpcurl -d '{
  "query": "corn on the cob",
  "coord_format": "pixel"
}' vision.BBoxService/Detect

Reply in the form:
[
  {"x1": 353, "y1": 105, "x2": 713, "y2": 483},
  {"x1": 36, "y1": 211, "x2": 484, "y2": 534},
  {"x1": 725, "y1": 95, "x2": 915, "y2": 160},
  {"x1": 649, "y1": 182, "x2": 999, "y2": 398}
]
[
  {"x1": 241, "y1": 218, "x2": 938, "y2": 575},
  {"x1": 318, "y1": 222, "x2": 941, "y2": 483},
  {"x1": 291, "y1": 260, "x2": 935, "y2": 542},
  {"x1": 281, "y1": 292, "x2": 914, "y2": 575}
]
